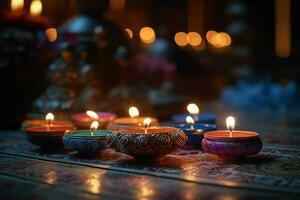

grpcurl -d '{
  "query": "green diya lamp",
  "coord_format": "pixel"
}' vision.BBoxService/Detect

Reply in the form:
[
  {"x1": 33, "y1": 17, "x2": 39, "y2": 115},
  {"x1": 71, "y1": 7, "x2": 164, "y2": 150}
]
[{"x1": 63, "y1": 120, "x2": 111, "y2": 155}]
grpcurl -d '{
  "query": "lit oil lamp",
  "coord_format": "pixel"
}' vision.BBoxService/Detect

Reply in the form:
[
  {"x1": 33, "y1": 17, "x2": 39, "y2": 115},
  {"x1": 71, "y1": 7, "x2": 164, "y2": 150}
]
[
  {"x1": 107, "y1": 116, "x2": 187, "y2": 160},
  {"x1": 71, "y1": 110, "x2": 117, "y2": 130},
  {"x1": 160, "y1": 116, "x2": 216, "y2": 148},
  {"x1": 171, "y1": 103, "x2": 216, "y2": 124},
  {"x1": 202, "y1": 116, "x2": 263, "y2": 159},
  {"x1": 25, "y1": 113, "x2": 76, "y2": 150},
  {"x1": 107, "y1": 106, "x2": 158, "y2": 130},
  {"x1": 63, "y1": 120, "x2": 112, "y2": 155}
]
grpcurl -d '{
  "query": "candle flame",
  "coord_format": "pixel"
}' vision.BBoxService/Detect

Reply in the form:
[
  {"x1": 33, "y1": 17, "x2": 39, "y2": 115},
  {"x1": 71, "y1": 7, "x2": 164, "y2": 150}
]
[
  {"x1": 129, "y1": 106, "x2": 139, "y2": 118},
  {"x1": 187, "y1": 103, "x2": 199, "y2": 115},
  {"x1": 30, "y1": 0, "x2": 42, "y2": 16},
  {"x1": 46, "y1": 113, "x2": 54, "y2": 121},
  {"x1": 186, "y1": 116, "x2": 195, "y2": 125},
  {"x1": 11, "y1": 0, "x2": 24, "y2": 12},
  {"x1": 226, "y1": 116, "x2": 235, "y2": 131},
  {"x1": 90, "y1": 121, "x2": 99, "y2": 131},
  {"x1": 143, "y1": 117, "x2": 151, "y2": 128},
  {"x1": 86, "y1": 110, "x2": 99, "y2": 120}
]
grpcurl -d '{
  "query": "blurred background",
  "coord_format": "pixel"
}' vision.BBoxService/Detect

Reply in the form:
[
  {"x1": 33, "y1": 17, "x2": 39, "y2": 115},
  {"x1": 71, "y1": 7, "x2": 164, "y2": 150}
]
[{"x1": 0, "y1": 0, "x2": 299, "y2": 129}]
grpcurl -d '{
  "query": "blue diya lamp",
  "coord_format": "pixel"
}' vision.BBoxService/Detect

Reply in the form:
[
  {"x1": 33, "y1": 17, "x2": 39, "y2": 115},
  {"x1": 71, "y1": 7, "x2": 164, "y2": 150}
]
[
  {"x1": 63, "y1": 121, "x2": 111, "y2": 156},
  {"x1": 160, "y1": 121, "x2": 217, "y2": 147}
]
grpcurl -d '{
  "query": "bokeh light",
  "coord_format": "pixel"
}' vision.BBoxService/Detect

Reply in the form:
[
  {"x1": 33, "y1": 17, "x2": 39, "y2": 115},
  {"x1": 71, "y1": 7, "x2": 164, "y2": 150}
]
[
  {"x1": 187, "y1": 32, "x2": 202, "y2": 46},
  {"x1": 174, "y1": 32, "x2": 188, "y2": 47},
  {"x1": 45, "y1": 28, "x2": 57, "y2": 42},
  {"x1": 125, "y1": 28, "x2": 133, "y2": 39},
  {"x1": 207, "y1": 31, "x2": 231, "y2": 48},
  {"x1": 140, "y1": 27, "x2": 156, "y2": 43}
]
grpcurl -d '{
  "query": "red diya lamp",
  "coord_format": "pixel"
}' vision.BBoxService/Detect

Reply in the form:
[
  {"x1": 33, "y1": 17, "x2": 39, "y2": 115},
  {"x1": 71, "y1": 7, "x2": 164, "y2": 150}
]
[
  {"x1": 71, "y1": 110, "x2": 117, "y2": 129},
  {"x1": 107, "y1": 118, "x2": 188, "y2": 160},
  {"x1": 21, "y1": 117, "x2": 73, "y2": 131},
  {"x1": 202, "y1": 116, "x2": 262, "y2": 159},
  {"x1": 25, "y1": 113, "x2": 76, "y2": 150},
  {"x1": 107, "y1": 106, "x2": 158, "y2": 130}
]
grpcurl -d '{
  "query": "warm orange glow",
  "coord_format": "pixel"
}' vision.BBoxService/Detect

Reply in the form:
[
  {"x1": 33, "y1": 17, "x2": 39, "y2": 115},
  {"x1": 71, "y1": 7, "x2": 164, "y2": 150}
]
[
  {"x1": 30, "y1": 0, "x2": 42, "y2": 16},
  {"x1": 209, "y1": 32, "x2": 231, "y2": 48},
  {"x1": 90, "y1": 121, "x2": 99, "y2": 131},
  {"x1": 187, "y1": 32, "x2": 202, "y2": 46},
  {"x1": 125, "y1": 28, "x2": 133, "y2": 39},
  {"x1": 174, "y1": 32, "x2": 188, "y2": 47},
  {"x1": 206, "y1": 30, "x2": 217, "y2": 42},
  {"x1": 45, "y1": 28, "x2": 57, "y2": 42},
  {"x1": 187, "y1": 103, "x2": 199, "y2": 115},
  {"x1": 11, "y1": 0, "x2": 24, "y2": 12},
  {"x1": 109, "y1": 0, "x2": 126, "y2": 10},
  {"x1": 129, "y1": 106, "x2": 139, "y2": 118},
  {"x1": 275, "y1": 0, "x2": 291, "y2": 58},
  {"x1": 140, "y1": 27, "x2": 156, "y2": 43}
]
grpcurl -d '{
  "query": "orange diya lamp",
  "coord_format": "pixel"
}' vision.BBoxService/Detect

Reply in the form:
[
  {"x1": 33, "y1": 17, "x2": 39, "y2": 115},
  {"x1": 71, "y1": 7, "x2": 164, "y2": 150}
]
[
  {"x1": 25, "y1": 113, "x2": 76, "y2": 150},
  {"x1": 71, "y1": 110, "x2": 117, "y2": 129},
  {"x1": 107, "y1": 118, "x2": 188, "y2": 160},
  {"x1": 202, "y1": 116, "x2": 263, "y2": 159},
  {"x1": 107, "y1": 106, "x2": 158, "y2": 130}
]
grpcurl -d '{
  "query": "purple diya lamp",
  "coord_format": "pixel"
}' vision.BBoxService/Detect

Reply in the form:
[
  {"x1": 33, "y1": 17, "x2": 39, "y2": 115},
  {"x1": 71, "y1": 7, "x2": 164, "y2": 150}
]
[
  {"x1": 202, "y1": 116, "x2": 263, "y2": 159},
  {"x1": 107, "y1": 106, "x2": 158, "y2": 130},
  {"x1": 171, "y1": 103, "x2": 216, "y2": 124},
  {"x1": 25, "y1": 113, "x2": 76, "y2": 150},
  {"x1": 63, "y1": 121, "x2": 111, "y2": 155},
  {"x1": 107, "y1": 118, "x2": 188, "y2": 160},
  {"x1": 71, "y1": 110, "x2": 117, "y2": 129},
  {"x1": 160, "y1": 116, "x2": 217, "y2": 147}
]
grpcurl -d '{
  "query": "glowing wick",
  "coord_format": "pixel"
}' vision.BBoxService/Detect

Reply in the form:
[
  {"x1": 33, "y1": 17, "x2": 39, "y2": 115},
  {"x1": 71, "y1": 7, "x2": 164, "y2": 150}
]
[
  {"x1": 45, "y1": 113, "x2": 54, "y2": 131},
  {"x1": 187, "y1": 103, "x2": 199, "y2": 121},
  {"x1": 143, "y1": 118, "x2": 151, "y2": 134},
  {"x1": 186, "y1": 116, "x2": 195, "y2": 130},
  {"x1": 90, "y1": 121, "x2": 99, "y2": 136},
  {"x1": 226, "y1": 116, "x2": 235, "y2": 137},
  {"x1": 86, "y1": 110, "x2": 99, "y2": 120}
]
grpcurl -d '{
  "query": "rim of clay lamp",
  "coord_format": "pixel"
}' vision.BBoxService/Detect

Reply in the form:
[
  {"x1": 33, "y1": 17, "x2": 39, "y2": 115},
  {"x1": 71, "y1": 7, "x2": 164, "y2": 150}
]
[
  {"x1": 113, "y1": 126, "x2": 179, "y2": 134},
  {"x1": 204, "y1": 130, "x2": 260, "y2": 140}
]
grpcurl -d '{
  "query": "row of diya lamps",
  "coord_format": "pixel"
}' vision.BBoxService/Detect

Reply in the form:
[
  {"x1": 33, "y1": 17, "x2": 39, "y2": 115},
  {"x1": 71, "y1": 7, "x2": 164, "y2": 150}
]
[{"x1": 23, "y1": 103, "x2": 263, "y2": 160}]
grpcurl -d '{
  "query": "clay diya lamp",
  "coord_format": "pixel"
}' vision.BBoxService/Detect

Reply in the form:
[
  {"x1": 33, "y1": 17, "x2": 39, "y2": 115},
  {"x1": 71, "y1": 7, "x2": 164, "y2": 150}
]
[
  {"x1": 107, "y1": 106, "x2": 158, "y2": 130},
  {"x1": 25, "y1": 113, "x2": 76, "y2": 150},
  {"x1": 202, "y1": 116, "x2": 263, "y2": 159},
  {"x1": 21, "y1": 118, "x2": 73, "y2": 131},
  {"x1": 107, "y1": 118, "x2": 188, "y2": 160},
  {"x1": 160, "y1": 116, "x2": 217, "y2": 147},
  {"x1": 63, "y1": 121, "x2": 111, "y2": 156},
  {"x1": 71, "y1": 110, "x2": 117, "y2": 129},
  {"x1": 171, "y1": 103, "x2": 216, "y2": 124}
]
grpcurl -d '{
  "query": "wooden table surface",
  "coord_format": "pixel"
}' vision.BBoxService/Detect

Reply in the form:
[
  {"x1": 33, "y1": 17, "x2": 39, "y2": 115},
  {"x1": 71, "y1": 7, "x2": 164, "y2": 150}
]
[{"x1": 1, "y1": 102, "x2": 300, "y2": 200}]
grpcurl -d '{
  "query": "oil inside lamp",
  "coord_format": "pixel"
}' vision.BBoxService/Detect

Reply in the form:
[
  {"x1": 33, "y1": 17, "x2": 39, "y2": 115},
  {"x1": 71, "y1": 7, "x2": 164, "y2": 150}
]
[
  {"x1": 11, "y1": 0, "x2": 24, "y2": 12},
  {"x1": 187, "y1": 103, "x2": 199, "y2": 121},
  {"x1": 30, "y1": 0, "x2": 42, "y2": 16},
  {"x1": 86, "y1": 110, "x2": 99, "y2": 120},
  {"x1": 143, "y1": 117, "x2": 151, "y2": 134},
  {"x1": 45, "y1": 113, "x2": 54, "y2": 130},
  {"x1": 90, "y1": 121, "x2": 99, "y2": 136},
  {"x1": 226, "y1": 116, "x2": 235, "y2": 137},
  {"x1": 185, "y1": 116, "x2": 195, "y2": 130}
]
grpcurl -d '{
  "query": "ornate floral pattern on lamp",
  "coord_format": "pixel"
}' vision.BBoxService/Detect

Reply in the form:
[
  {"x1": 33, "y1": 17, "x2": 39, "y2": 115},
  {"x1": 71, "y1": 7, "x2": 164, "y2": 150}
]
[
  {"x1": 63, "y1": 130, "x2": 111, "y2": 155},
  {"x1": 202, "y1": 131, "x2": 263, "y2": 159},
  {"x1": 107, "y1": 127, "x2": 188, "y2": 159}
]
